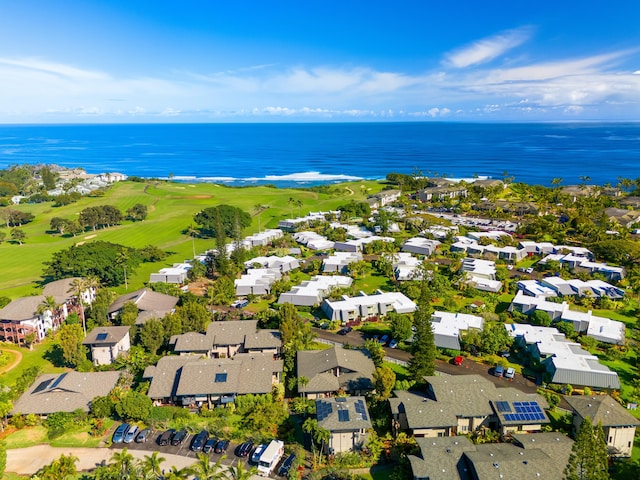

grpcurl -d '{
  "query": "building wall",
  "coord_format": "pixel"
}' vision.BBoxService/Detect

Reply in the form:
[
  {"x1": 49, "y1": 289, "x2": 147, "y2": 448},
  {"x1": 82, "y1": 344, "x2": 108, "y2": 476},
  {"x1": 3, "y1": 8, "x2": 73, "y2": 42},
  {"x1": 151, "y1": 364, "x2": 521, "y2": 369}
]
[
  {"x1": 606, "y1": 425, "x2": 636, "y2": 457},
  {"x1": 413, "y1": 427, "x2": 450, "y2": 438},
  {"x1": 329, "y1": 430, "x2": 368, "y2": 453}
]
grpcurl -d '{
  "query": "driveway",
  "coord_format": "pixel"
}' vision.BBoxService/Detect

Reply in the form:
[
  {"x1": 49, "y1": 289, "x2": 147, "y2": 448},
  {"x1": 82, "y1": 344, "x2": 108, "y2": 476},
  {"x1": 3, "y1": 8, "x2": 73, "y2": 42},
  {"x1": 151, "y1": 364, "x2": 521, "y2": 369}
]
[{"x1": 313, "y1": 328, "x2": 537, "y2": 394}]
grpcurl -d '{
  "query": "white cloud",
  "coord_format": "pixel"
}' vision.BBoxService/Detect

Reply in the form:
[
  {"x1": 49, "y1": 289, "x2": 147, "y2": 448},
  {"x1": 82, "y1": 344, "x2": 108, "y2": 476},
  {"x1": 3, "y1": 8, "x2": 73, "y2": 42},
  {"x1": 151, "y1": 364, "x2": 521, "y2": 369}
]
[{"x1": 444, "y1": 27, "x2": 532, "y2": 68}]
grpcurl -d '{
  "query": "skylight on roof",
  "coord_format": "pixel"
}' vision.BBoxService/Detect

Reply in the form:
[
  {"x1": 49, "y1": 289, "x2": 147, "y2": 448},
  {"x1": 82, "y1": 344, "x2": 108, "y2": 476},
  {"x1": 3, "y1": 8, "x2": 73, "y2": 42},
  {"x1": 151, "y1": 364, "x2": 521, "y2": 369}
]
[
  {"x1": 215, "y1": 373, "x2": 227, "y2": 383},
  {"x1": 96, "y1": 333, "x2": 108, "y2": 341}
]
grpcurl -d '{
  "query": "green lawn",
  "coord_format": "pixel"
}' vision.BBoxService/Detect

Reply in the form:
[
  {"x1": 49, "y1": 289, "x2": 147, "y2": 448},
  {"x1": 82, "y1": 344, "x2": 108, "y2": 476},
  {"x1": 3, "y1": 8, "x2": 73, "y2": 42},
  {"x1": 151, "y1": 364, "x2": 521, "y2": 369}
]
[
  {"x1": 0, "y1": 340, "x2": 67, "y2": 387},
  {"x1": 5, "y1": 419, "x2": 114, "y2": 449}
]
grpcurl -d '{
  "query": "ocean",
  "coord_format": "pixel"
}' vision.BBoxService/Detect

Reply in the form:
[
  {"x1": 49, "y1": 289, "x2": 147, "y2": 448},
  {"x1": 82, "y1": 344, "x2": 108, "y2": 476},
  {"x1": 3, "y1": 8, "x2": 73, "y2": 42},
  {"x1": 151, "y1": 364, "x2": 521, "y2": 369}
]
[{"x1": 0, "y1": 122, "x2": 638, "y2": 187}]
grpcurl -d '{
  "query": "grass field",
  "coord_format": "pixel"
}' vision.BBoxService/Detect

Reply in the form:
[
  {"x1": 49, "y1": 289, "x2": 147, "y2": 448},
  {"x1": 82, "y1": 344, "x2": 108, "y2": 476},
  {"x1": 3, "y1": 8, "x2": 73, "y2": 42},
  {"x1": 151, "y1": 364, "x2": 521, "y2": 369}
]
[
  {"x1": 0, "y1": 340, "x2": 67, "y2": 386},
  {"x1": 0, "y1": 179, "x2": 375, "y2": 299}
]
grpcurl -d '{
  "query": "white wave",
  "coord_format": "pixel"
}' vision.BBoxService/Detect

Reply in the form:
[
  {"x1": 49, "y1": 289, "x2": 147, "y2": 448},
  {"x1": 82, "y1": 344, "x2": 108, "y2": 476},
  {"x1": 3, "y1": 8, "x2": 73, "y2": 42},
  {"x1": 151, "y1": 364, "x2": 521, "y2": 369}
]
[{"x1": 170, "y1": 171, "x2": 363, "y2": 183}]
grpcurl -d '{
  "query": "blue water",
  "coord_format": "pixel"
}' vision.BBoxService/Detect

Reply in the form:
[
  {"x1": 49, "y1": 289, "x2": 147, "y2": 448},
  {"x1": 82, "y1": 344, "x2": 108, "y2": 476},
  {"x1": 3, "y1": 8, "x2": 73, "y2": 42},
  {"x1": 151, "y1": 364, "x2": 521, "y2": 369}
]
[{"x1": 0, "y1": 122, "x2": 638, "y2": 187}]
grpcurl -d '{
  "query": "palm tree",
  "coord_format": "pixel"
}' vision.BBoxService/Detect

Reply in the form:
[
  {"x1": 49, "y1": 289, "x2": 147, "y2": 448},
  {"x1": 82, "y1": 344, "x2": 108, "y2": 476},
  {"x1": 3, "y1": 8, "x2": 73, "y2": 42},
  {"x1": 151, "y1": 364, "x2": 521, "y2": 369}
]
[
  {"x1": 227, "y1": 460, "x2": 258, "y2": 480},
  {"x1": 140, "y1": 451, "x2": 165, "y2": 479},
  {"x1": 188, "y1": 452, "x2": 226, "y2": 480},
  {"x1": 57, "y1": 453, "x2": 79, "y2": 479},
  {"x1": 37, "y1": 295, "x2": 60, "y2": 332},
  {"x1": 295, "y1": 199, "x2": 303, "y2": 217},
  {"x1": 288, "y1": 196, "x2": 295, "y2": 217},
  {"x1": 186, "y1": 224, "x2": 199, "y2": 258},
  {"x1": 253, "y1": 204, "x2": 268, "y2": 232},
  {"x1": 163, "y1": 466, "x2": 192, "y2": 480},
  {"x1": 110, "y1": 448, "x2": 138, "y2": 479},
  {"x1": 68, "y1": 277, "x2": 89, "y2": 336},
  {"x1": 117, "y1": 250, "x2": 130, "y2": 290}
]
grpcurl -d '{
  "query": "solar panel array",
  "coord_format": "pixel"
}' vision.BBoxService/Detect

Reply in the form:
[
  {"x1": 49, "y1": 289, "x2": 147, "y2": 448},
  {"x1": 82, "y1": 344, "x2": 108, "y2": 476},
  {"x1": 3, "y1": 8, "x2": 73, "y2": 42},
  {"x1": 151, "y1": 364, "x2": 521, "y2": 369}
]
[
  {"x1": 495, "y1": 401, "x2": 511, "y2": 413},
  {"x1": 503, "y1": 401, "x2": 545, "y2": 422},
  {"x1": 335, "y1": 397, "x2": 347, "y2": 403},
  {"x1": 316, "y1": 401, "x2": 333, "y2": 422},
  {"x1": 354, "y1": 399, "x2": 368, "y2": 421},
  {"x1": 337, "y1": 409, "x2": 350, "y2": 422}
]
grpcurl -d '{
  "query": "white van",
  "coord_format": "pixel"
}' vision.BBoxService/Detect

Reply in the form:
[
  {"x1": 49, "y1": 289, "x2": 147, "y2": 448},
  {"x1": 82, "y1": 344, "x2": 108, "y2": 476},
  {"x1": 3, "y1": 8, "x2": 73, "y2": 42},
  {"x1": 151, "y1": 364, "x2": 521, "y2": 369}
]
[{"x1": 257, "y1": 439, "x2": 284, "y2": 476}]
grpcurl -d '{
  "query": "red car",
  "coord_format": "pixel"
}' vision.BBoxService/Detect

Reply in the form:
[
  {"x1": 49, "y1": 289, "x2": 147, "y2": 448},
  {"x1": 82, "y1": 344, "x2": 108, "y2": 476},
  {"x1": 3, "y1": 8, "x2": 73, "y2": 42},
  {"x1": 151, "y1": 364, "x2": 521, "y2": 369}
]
[{"x1": 453, "y1": 356, "x2": 464, "y2": 366}]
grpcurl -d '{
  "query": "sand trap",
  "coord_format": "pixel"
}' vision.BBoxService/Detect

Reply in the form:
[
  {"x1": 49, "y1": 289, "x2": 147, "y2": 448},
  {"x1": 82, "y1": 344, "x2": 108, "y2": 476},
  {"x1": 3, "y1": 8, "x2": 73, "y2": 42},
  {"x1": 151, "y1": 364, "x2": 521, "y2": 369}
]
[{"x1": 85, "y1": 234, "x2": 97, "y2": 240}]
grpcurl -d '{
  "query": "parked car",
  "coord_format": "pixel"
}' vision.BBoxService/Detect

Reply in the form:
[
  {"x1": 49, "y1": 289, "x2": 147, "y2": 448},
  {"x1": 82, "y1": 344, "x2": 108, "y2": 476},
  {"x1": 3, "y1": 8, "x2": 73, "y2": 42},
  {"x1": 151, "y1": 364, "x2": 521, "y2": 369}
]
[
  {"x1": 504, "y1": 367, "x2": 516, "y2": 379},
  {"x1": 525, "y1": 267, "x2": 534, "y2": 274},
  {"x1": 123, "y1": 425, "x2": 139, "y2": 444},
  {"x1": 338, "y1": 326, "x2": 352, "y2": 335},
  {"x1": 135, "y1": 428, "x2": 153, "y2": 443},
  {"x1": 388, "y1": 339, "x2": 398, "y2": 349},
  {"x1": 278, "y1": 454, "x2": 296, "y2": 476},
  {"x1": 171, "y1": 429, "x2": 188, "y2": 446},
  {"x1": 453, "y1": 356, "x2": 464, "y2": 366},
  {"x1": 494, "y1": 365, "x2": 505, "y2": 378},
  {"x1": 379, "y1": 334, "x2": 389, "y2": 345},
  {"x1": 237, "y1": 440, "x2": 254, "y2": 457},
  {"x1": 112, "y1": 423, "x2": 130, "y2": 444},
  {"x1": 158, "y1": 429, "x2": 176, "y2": 446},
  {"x1": 203, "y1": 437, "x2": 219, "y2": 453},
  {"x1": 190, "y1": 430, "x2": 209, "y2": 451},
  {"x1": 214, "y1": 439, "x2": 230, "y2": 454},
  {"x1": 251, "y1": 444, "x2": 266, "y2": 463}
]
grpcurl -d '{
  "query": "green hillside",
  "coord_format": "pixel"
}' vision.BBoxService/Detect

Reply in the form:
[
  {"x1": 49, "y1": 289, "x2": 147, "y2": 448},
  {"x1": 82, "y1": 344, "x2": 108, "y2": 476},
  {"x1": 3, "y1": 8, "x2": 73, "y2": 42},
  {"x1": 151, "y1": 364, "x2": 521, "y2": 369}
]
[{"x1": 0, "y1": 179, "x2": 380, "y2": 299}]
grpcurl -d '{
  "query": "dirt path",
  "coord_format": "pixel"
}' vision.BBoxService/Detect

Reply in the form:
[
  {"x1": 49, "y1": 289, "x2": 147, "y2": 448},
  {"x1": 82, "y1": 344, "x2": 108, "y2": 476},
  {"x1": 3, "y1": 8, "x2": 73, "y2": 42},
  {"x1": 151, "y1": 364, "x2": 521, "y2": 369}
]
[
  {"x1": 0, "y1": 348, "x2": 22, "y2": 376},
  {"x1": 344, "y1": 186, "x2": 354, "y2": 196}
]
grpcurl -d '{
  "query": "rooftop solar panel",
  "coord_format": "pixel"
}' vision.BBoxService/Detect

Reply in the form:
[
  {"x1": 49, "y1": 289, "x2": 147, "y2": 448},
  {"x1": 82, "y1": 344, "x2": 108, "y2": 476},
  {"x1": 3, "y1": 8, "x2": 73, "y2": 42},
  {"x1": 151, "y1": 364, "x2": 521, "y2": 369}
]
[
  {"x1": 496, "y1": 401, "x2": 511, "y2": 413},
  {"x1": 337, "y1": 409, "x2": 350, "y2": 422},
  {"x1": 336, "y1": 397, "x2": 347, "y2": 403},
  {"x1": 96, "y1": 332, "x2": 109, "y2": 341}
]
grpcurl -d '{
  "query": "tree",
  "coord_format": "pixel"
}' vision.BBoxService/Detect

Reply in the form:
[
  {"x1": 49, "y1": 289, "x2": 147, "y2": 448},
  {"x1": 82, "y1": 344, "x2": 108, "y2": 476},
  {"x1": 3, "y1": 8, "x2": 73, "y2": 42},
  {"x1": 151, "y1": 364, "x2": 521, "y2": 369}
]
[
  {"x1": 116, "y1": 301, "x2": 139, "y2": 327},
  {"x1": 109, "y1": 448, "x2": 138, "y2": 479},
  {"x1": 176, "y1": 301, "x2": 211, "y2": 333},
  {"x1": 193, "y1": 204, "x2": 251, "y2": 238},
  {"x1": 10, "y1": 227, "x2": 25, "y2": 244},
  {"x1": 563, "y1": 417, "x2": 610, "y2": 480},
  {"x1": 40, "y1": 166, "x2": 58, "y2": 190},
  {"x1": 0, "y1": 441, "x2": 5, "y2": 479},
  {"x1": 227, "y1": 460, "x2": 258, "y2": 480},
  {"x1": 279, "y1": 303, "x2": 315, "y2": 380},
  {"x1": 50, "y1": 217, "x2": 70, "y2": 235},
  {"x1": 303, "y1": 417, "x2": 331, "y2": 465},
  {"x1": 479, "y1": 322, "x2": 513, "y2": 355},
  {"x1": 531, "y1": 309, "x2": 552, "y2": 327},
  {"x1": 189, "y1": 452, "x2": 226, "y2": 480},
  {"x1": 139, "y1": 317, "x2": 165, "y2": 354},
  {"x1": 126, "y1": 203, "x2": 148, "y2": 222},
  {"x1": 90, "y1": 395, "x2": 114, "y2": 419},
  {"x1": 389, "y1": 312, "x2": 413, "y2": 342},
  {"x1": 57, "y1": 323, "x2": 86, "y2": 367},
  {"x1": 253, "y1": 204, "x2": 268, "y2": 232},
  {"x1": 115, "y1": 391, "x2": 152, "y2": 422},
  {"x1": 140, "y1": 451, "x2": 165, "y2": 479},
  {"x1": 364, "y1": 338, "x2": 385, "y2": 368},
  {"x1": 69, "y1": 276, "x2": 99, "y2": 336},
  {"x1": 408, "y1": 290, "x2": 436, "y2": 381},
  {"x1": 373, "y1": 366, "x2": 396, "y2": 401},
  {"x1": 210, "y1": 275, "x2": 236, "y2": 305}
]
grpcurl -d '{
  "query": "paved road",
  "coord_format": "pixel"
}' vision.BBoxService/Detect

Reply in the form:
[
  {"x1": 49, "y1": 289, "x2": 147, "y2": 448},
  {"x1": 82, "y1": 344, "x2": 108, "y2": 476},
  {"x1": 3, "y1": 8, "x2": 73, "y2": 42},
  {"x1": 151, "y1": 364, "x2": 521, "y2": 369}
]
[{"x1": 313, "y1": 328, "x2": 537, "y2": 394}]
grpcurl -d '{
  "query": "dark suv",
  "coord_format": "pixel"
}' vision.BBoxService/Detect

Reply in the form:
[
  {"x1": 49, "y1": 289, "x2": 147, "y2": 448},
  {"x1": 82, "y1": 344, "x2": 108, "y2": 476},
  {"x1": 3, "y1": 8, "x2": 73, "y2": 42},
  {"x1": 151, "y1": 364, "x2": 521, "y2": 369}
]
[
  {"x1": 279, "y1": 454, "x2": 296, "y2": 476},
  {"x1": 158, "y1": 429, "x2": 175, "y2": 446},
  {"x1": 237, "y1": 440, "x2": 254, "y2": 457},
  {"x1": 203, "y1": 437, "x2": 218, "y2": 453},
  {"x1": 190, "y1": 430, "x2": 209, "y2": 451},
  {"x1": 214, "y1": 439, "x2": 230, "y2": 454},
  {"x1": 171, "y1": 429, "x2": 188, "y2": 446}
]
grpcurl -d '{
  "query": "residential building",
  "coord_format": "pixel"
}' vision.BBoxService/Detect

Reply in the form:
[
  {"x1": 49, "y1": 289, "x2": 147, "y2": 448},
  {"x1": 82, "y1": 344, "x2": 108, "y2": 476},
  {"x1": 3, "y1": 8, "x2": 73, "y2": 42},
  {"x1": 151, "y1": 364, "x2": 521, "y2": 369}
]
[
  {"x1": 418, "y1": 185, "x2": 468, "y2": 202},
  {"x1": 278, "y1": 275, "x2": 353, "y2": 307},
  {"x1": 401, "y1": 237, "x2": 441, "y2": 256},
  {"x1": 460, "y1": 258, "x2": 503, "y2": 293},
  {"x1": 321, "y1": 291, "x2": 416, "y2": 323},
  {"x1": 82, "y1": 326, "x2": 131, "y2": 365},
  {"x1": 565, "y1": 394, "x2": 640, "y2": 457},
  {"x1": 389, "y1": 375, "x2": 549, "y2": 438},
  {"x1": 11, "y1": 371, "x2": 120, "y2": 415},
  {"x1": 143, "y1": 353, "x2": 283, "y2": 407},
  {"x1": 333, "y1": 235, "x2": 395, "y2": 253},
  {"x1": 390, "y1": 252, "x2": 424, "y2": 281},
  {"x1": 408, "y1": 433, "x2": 574, "y2": 480},
  {"x1": 505, "y1": 324, "x2": 621, "y2": 389},
  {"x1": 234, "y1": 268, "x2": 281, "y2": 296},
  {"x1": 243, "y1": 228, "x2": 283, "y2": 247},
  {"x1": 366, "y1": 189, "x2": 402, "y2": 209},
  {"x1": 278, "y1": 211, "x2": 334, "y2": 231},
  {"x1": 431, "y1": 310, "x2": 484, "y2": 350},
  {"x1": 244, "y1": 255, "x2": 300, "y2": 273},
  {"x1": 297, "y1": 346, "x2": 374, "y2": 398},
  {"x1": 315, "y1": 396, "x2": 372, "y2": 453},
  {"x1": 293, "y1": 231, "x2": 335, "y2": 250},
  {"x1": 171, "y1": 319, "x2": 281, "y2": 358},
  {"x1": 149, "y1": 263, "x2": 192, "y2": 284},
  {"x1": 322, "y1": 252, "x2": 363, "y2": 273},
  {"x1": 108, "y1": 288, "x2": 178, "y2": 322}
]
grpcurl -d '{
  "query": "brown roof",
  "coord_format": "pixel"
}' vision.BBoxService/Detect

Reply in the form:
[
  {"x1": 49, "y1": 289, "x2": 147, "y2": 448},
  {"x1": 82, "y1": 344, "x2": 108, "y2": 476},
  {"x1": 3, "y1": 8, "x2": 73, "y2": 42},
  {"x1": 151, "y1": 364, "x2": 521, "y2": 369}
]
[
  {"x1": 82, "y1": 326, "x2": 130, "y2": 346},
  {"x1": 108, "y1": 288, "x2": 178, "y2": 315},
  {"x1": 42, "y1": 277, "x2": 83, "y2": 303},
  {"x1": 0, "y1": 296, "x2": 44, "y2": 321},
  {"x1": 564, "y1": 394, "x2": 640, "y2": 427},
  {"x1": 297, "y1": 346, "x2": 374, "y2": 394},
  {"x1": 11, "y1": 371, "x2": 120, "y2": 415}
]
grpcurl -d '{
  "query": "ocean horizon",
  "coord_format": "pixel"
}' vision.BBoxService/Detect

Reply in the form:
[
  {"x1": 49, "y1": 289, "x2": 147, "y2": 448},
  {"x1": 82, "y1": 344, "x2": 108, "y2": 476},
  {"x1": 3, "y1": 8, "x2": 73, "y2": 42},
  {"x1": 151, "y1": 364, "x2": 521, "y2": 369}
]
[{"x1": 1, "y1": 122, "x2": 639, "y2": 188}]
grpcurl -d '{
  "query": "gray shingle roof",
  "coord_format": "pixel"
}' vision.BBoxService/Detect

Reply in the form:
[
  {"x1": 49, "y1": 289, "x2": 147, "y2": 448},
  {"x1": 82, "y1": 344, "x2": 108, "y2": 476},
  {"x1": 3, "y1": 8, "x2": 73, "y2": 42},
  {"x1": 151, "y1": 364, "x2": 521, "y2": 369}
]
[
  {"x1": 11, "y1": 371, "x2": 120, "y2": 415},
  {"x1": 0, "y1": 296, "x2": 44, "y2": 321},
  {"x1": 206, "y1": 319, "x2": 259, "y2": 345},
  {"x1": 82, "y1": 326, "x2": 130, "y2": 346},
  {"x1": 173, "y1": 332, "x2": 210, "y2": 353},
  {"x1": 42, "y1": 277, "x2": 83, "y2": 303},
  {"x1": 408, "y1": 436, "x2": 476, "y2": 480},
  {"x1": 391, "y1": 375, "x2": 549, "y2": 431},
  {"x1": 316, "y1": 396, "x2": 372, "y2": 432},
  {"x1": 145, "y1": 353, "x2": 282, "y2": 400},
  {"x1": 564, "y1": 394, "x2": 640, "y2": 427},
  {"x1": 297, "y1": 346, "x2": 374, "y2": 394},
  {"x1": 108, "y1": 288, "x2": 178, "y2": 315}
]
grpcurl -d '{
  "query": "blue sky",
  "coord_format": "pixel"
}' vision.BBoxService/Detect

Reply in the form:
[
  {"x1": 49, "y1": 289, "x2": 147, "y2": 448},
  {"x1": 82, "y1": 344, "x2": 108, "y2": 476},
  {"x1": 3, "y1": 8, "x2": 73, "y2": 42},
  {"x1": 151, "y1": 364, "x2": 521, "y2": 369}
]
[{"x1": 0, "y1": 0, "x2": 639, "y2": 123}]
